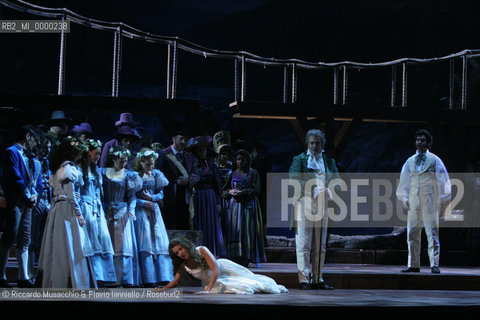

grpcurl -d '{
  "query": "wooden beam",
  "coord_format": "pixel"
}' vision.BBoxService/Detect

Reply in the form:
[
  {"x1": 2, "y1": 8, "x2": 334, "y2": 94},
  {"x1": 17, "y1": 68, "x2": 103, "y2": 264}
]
[
  {"x1": 230, "y1": 101, "x2": 480, "y2": 125},
  {"x1": 334, "y1": 117, "x2": 363, "y2": 159},
  {"x1": 288, "y1": 117, "x2": 308, "y2": 146},
  {"x1": 334, "y1": 121, "x2": 352, "y2": 148}
]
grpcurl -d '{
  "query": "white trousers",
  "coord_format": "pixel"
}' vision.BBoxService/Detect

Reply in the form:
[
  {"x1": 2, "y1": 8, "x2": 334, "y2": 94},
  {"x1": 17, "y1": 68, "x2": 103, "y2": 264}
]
[
  {"x1": 407, "y1": 192, "x2": 440, "y2": 268},
  {"x1": 294, "y1": 196, "x2": 328, "y2": 284}
]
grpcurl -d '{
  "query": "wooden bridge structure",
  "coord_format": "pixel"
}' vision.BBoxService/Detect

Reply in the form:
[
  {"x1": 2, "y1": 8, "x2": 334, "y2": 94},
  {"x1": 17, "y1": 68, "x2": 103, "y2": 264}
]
[{"x1": 1, "y1": 0, "x2": 480, "y2": 166}]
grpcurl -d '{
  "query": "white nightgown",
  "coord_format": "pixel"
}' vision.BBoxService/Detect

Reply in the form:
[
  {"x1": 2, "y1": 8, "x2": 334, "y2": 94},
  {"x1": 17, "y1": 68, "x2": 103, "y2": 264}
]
[{"x1": 184, "y1": 247, "x2": 288, "y2": 294}]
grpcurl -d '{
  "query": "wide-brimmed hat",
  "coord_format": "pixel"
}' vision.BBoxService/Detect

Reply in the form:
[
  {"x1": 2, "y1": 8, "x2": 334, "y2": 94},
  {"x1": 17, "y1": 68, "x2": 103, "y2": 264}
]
[
  {"x1": 72, "y1": 122, "x2": 93, "y2": 135},
  {"x1": 186, "y1": 135, "x2": 212, "y2": 152},
  {"x1": 213, "y1": 130, "x2": 231, "y2": 154},
  {"x1": 45, "y1": 110, "x2": 72, "y2": 125},
  {"x1": 114, "y1": 125, "x2": 141, "y2": 140},
  {"x1": 115, "y1": 113, "x2": 137, "y2": 127}
]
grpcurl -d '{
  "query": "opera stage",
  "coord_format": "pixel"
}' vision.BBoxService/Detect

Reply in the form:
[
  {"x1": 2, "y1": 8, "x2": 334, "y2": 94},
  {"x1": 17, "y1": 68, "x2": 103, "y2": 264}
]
[{"x1": 1, "y1": 263, "x2": 479, "y2": 317}]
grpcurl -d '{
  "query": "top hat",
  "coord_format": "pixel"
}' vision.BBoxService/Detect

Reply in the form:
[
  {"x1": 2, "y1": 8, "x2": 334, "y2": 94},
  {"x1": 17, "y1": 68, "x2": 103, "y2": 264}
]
[
  {"x1": 45, "y1": 110, "x2": 72, "y2": 125},
  {"x1": 213, "y1": 130, "x2": 231, "y2": 154},
  {"x1": 170, "y1": 129, "x2": 188, "y2": 138},
  {"x1": 115, "y1": 113, "x2": 137, "y2": 127},
  {"x1": 115, "y1": 125, "x2": 141, "y2": 140},
  {"x1": 72, "y1": 122, "x2": 93, "y2": 135},
  {"x1": 186, "y1": 135, "x2": 212, "y2": 152}
]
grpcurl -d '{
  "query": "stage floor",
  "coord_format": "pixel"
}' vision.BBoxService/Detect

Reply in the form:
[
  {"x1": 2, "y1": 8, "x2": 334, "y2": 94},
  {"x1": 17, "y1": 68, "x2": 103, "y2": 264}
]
[
  {"x1": 250, "y1": 262, "x2": 480, "y2": 276},
  {"x1": 1, "y1": 286, "x2": 479, "y2": 317},
  {"x1": 5, "y1": 261, "x2": 480, "y2": 290},
  {"x1": 250, "y1": 263, "x2": 480, "y2": 291},
  {"x1": 2, "y1": 262, "x2": 480, "y2": 316},
  {"x1": 121, "y1": 286, "x2": 480, "y2": 308}
]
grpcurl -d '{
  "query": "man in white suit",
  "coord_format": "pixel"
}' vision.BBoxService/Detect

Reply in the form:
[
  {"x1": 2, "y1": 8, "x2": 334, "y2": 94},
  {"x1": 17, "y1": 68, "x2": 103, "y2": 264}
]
[{"x1": 396, "y1": 129, "x2": 451, "y2": 274}]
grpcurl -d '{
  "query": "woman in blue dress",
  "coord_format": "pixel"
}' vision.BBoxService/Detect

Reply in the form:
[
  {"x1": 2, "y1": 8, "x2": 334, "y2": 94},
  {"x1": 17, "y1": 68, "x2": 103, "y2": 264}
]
[
  {"x1": 222, "y1": 148, "x2": 266, "y2": 267},
  {"x1": 78, "y1": 139, "x2": 116, "y2": 286},
  {"x1": 187, "y1": 136, "x2": 226, "y2": 258},
  {"x1": 37, "y1": 137, "x2": 96, "y2": 288},
  {"x1": 132, "y1": 148, "x2": 173, "y2": 287},
  {"x1": 213, "y1": 132, "x2": 234, "y2": 245},
  {"x1": 100, "y1": 146, "x2": 142, "y2": 287}
]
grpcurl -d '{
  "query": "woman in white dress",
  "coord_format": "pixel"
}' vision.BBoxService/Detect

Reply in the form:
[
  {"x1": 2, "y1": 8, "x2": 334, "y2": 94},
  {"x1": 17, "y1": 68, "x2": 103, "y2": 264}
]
[{"x1": 155, "y1": 237, "x2": 287, "y2": 294}]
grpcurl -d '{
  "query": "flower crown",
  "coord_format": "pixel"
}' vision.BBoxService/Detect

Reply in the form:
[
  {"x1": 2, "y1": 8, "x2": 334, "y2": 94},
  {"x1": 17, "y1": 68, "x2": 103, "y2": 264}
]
[
  {"x1": 136, "y1": 150, "x2": 159, "y2": 160},
  {"x1": 85, "y1": 139, "x2": 102, "y2": 150},
  {"x1": 109, "y1": 147, "x2": 131, "y2": 158},
  {"x1": 66, "y1": 136, "x2": 89, "y2": 152}
]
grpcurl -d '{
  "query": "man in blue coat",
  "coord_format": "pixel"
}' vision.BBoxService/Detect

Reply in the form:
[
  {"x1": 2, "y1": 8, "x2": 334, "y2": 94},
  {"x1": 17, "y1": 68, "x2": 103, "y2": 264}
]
[
  {"x1": 0, "y1": 125, "x2": 42, "y2": 288},
  {"x1": 289, "y1": 129, "x2": 340, "y2": 290}
]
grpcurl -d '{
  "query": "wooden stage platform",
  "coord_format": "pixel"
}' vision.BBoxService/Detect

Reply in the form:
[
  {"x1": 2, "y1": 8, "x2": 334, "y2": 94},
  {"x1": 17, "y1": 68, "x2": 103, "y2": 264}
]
[
  {"x1": 1, "y1": 284, "x2": 479, "y2": 317},
  {"x1": 5, "y1": 260, "x2": 480, "y2": 290},
  {"x1": 2, "y1": 239, "x2": 480, "y2": 316},
  {"x1": 2, "y1": 261, "x2": 480, "y2": 317},
  {"x1": 253, "y1": 263, "x2": 480, "y2": 291}
]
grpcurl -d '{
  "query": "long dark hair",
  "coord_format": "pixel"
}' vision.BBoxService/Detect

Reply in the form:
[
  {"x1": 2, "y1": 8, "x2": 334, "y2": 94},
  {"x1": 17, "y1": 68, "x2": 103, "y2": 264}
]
[
  {"x1": 49, "y1": 139, "x2": 78, "y2": 173},
  {"x1": 79, "y1": 146, "x2": 100, "y2": 188},
  {"x1": 168, "y1": 237, "x2": 206, "y2": 275}
]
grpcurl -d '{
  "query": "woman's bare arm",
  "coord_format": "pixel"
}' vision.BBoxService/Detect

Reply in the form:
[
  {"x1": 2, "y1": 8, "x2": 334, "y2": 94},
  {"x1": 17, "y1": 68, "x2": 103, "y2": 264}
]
[{"x1": 154, "y1": 264, "x2": 185, "y2": 291}]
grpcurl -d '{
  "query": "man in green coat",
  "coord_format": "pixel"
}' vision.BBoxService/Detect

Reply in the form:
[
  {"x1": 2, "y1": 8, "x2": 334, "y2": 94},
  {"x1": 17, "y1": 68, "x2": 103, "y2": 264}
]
[{"x1": 289, "y1": 129, "x2": 340, "y2": 290}]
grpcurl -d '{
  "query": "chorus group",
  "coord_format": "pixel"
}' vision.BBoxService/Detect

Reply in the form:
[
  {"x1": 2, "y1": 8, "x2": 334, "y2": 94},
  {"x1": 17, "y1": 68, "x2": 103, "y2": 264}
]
[
  {"x1": 0, "y1": 111, "x2": 270, "y2": 291},
  {"x1": 0, "y1": 110, "x2": 450, "y2": 294}
]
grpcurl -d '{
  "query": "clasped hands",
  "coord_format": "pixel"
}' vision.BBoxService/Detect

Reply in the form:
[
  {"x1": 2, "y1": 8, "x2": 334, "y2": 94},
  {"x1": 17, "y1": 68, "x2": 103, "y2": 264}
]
[
  {"x1": 140, "y1": 190, "x2": 156, "y2": 211},
  {"x1": 27, "y1": 194, "x2": 37, "y2": 208},
  {"x1": 177, "y1": 175, "x2": 189, "y2": 186},
  {"x1": 229, "y1": 189, "x2": 243, "y2": 199}
]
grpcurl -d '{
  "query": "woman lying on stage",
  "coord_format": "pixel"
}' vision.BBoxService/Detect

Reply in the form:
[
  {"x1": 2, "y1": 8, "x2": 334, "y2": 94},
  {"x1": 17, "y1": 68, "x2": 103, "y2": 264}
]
[{"x1": 154, "y1": 237, "x2": 288, "y2": 294}]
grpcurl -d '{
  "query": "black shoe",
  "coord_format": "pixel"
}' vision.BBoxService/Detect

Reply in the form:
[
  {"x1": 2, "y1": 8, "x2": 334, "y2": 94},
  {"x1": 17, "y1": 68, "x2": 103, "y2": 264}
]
[
  {"x1": 299, "y1": 283, "x2": 311, "y2": 290},
  {"x1": 312, "y1": 282, "x2": 334, "y2": 290},
  {"x1": 0, "y1": 279, "x2": 12, "y2": 288},
  {"x1": 17, "y1": 279, "x2": 35, "y2": 288},
  {"x1": 431, "y1": 266, "x2": 441, "y2": 274},
  {"x1": 401, "y1": 267, "x2": 420, "y2": 273},
  {"x1": 143, "y1": 283, "x2": 155, "y2": 288}
]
